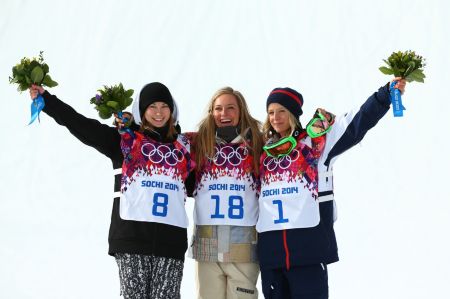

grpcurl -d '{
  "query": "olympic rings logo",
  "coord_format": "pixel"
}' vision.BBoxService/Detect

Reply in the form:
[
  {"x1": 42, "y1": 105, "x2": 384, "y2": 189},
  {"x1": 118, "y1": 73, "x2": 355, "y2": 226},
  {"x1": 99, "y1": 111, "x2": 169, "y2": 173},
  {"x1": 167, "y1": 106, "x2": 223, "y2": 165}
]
[
  {"x1": 263, "y1": 149, "x2": 300, "y2": 171},
  {"x1": 141, "y1": 143, "x2": 185, "y2": 166},
  {"x1": 211, "y1": 145, "x2": 248, "y2": 167}
]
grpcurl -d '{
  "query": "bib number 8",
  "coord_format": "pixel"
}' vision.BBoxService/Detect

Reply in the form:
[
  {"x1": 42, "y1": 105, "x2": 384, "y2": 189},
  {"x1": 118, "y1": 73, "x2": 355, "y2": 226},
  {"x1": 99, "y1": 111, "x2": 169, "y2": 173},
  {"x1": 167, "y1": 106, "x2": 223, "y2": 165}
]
[
  {"x1": 152, "y1": 192, "x2": 168, "y2": 217},
  {"x1": 211, "y1": 195, "x2": 244, "y2": 219}
]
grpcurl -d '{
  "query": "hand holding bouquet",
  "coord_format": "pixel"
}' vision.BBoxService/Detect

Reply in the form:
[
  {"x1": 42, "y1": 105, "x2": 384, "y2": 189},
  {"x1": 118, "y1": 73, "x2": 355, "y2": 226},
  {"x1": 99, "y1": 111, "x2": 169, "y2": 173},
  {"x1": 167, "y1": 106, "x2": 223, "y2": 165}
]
[
  {"x1": 379, "y1": 50, "x2": 426, "y2": 117},
  {"x1": 9, "y1": 51, "x2": 58, "y2": 91},
  {"x1": 379, "y1": 50, "x2": 426, "y2": 83},
  {"x1": 90, "y1": 83, "x2": 135, "y2": 135},
  {"x1": 90, "y1": 83, "x2": 134, "y2": 119},
  {"x1": 9, "y1": 51, "x2": 58, "y2": 124}
]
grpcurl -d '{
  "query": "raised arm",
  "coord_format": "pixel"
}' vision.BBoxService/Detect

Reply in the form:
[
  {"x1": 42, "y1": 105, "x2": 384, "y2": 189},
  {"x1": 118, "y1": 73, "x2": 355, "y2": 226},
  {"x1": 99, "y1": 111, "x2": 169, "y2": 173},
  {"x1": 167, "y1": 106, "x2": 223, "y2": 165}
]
[
  {"x1": 29, "y1": 85, "x2": 122, "y2": 161},
  {"x1": 321, "y1": 78, "x2": 406, "y2": 167}
]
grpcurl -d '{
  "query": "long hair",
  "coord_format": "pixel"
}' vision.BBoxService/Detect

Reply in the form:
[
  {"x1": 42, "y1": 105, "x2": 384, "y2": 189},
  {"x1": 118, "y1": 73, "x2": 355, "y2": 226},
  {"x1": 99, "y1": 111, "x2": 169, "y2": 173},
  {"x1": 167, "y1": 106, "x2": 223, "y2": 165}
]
[
  {"x1": 262, "y1": 110, "x2": 302, "y2": 141},
  {"x1": 140, "y1": 114, "x2": 177, "y2": 140},
  {"x1": 195, "y1": 87, "x2": 263, "y2": 174}
]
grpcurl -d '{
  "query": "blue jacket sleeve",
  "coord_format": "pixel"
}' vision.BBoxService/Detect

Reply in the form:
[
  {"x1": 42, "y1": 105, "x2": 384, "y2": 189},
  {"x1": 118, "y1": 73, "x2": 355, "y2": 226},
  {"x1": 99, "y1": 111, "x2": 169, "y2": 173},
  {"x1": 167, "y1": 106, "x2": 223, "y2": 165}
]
[{"x1": 322, "y1": 83, "x2": 391, "y2": 167}]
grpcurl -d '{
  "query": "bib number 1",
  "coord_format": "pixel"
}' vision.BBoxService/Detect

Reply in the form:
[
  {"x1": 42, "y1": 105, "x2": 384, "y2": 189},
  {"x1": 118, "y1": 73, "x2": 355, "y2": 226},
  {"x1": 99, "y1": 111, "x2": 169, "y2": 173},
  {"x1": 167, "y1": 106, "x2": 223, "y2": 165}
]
[{"x1": 272, "y1": 199, "x2": 289, "y2": 224}]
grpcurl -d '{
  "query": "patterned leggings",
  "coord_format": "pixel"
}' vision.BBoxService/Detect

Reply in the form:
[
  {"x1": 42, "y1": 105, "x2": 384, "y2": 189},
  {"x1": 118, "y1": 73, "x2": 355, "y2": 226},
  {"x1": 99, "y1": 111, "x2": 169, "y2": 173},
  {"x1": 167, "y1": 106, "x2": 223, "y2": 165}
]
[{"x1": 115, "y1": 253, "x2": 184, "y2": 299}]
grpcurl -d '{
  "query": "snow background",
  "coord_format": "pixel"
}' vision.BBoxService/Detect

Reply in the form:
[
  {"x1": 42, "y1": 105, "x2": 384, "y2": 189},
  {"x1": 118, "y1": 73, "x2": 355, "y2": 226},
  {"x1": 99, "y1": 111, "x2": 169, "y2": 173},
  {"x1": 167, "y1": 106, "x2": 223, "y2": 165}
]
[{"x1": 1, "y1": 0, "x2": 449, "y2": 298}]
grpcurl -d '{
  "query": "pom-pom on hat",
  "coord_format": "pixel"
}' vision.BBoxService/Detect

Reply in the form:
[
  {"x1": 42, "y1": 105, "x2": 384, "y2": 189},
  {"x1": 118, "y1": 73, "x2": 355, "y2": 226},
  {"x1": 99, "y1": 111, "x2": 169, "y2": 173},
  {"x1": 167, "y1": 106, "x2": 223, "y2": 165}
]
[
  {"x1": 139, "y1": 82, "x2": 174, "y2": 118},
  {"x1": 266, "y1": 87, "x2": 304, "y2": 119}
]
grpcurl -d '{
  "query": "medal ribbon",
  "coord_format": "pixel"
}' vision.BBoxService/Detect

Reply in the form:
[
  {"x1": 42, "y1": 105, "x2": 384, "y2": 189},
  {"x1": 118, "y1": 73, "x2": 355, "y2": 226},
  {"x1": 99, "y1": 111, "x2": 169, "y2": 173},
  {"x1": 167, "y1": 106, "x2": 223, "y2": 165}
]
[
  {"x1": 390, "y1": 81, "x2": 406, "y2": 117},
  {"x1": 28, "y1": 95, "x2": 45, "y2": 125}
]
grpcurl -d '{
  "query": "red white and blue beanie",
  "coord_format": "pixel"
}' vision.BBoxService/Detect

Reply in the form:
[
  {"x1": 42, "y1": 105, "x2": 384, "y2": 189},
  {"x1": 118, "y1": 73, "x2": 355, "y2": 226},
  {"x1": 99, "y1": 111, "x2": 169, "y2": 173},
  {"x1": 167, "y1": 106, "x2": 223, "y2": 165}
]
[{"x1": 266, "y1": 87, "x2": 303, "y2": 119}]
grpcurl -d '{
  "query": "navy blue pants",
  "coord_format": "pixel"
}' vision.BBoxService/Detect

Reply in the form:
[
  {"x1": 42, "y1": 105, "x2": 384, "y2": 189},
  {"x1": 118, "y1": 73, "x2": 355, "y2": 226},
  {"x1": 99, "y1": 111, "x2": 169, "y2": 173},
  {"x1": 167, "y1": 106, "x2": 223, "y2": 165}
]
[{"x1": 261, "y1": 264, "x2": 328, "y2": 299}]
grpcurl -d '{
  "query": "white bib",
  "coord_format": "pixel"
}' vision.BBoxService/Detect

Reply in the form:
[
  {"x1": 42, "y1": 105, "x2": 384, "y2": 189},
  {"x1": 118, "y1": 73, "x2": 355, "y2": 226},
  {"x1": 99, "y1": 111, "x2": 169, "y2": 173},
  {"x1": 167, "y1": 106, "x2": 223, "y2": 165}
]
[
  {"x1": 256, "y1": 180, "x2": 320, "y2": 232},
  {"x1": 194, "y1": 176, "x2": 258, "y2": 226},
  {"x1": 120, "y1": 172, "x2": 188, "y2": 228}
]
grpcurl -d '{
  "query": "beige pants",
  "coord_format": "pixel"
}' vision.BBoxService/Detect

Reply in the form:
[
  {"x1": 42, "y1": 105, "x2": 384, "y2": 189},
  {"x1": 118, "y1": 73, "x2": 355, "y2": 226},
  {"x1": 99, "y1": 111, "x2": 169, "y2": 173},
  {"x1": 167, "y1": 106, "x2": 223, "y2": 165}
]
[{"x1": 196, "y1": 261, "x2": 260, "y2": 299}]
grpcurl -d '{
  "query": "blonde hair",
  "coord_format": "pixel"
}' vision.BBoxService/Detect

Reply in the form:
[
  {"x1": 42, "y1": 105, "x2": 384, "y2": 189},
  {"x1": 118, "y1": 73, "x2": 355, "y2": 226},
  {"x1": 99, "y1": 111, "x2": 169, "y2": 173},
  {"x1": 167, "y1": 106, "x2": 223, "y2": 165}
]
[
  {"x1": 262, "y1": 109, "x2": 301, "y2": 141},
  {"x1": 195, "y1": 87, "x2": 263, "y2": 173},
  {"x1": 140, "y1": 114, "x2": 177, "y2": 140}
]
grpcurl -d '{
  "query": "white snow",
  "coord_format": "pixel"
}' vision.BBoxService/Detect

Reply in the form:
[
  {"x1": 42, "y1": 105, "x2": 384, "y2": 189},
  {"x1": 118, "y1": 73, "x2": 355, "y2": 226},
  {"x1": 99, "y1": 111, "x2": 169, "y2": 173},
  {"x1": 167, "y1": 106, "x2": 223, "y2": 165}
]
[{"x1": 1, "y1": 0, "x2": 449, "y2": 298}]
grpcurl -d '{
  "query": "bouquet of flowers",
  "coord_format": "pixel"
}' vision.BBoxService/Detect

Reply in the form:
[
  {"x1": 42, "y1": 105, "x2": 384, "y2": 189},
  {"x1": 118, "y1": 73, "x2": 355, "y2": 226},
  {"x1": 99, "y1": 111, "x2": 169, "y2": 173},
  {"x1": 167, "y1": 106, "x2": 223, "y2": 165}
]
[
  {"x1": 379, "y1": 50, "x2": 426, "y2": 117},
  {"x1": 90, "y1": 83, "x2": 134, "y2": 120},
  {"x1": 9, "y1": 51, "x2": 58, "y2": 91},
  {"x1": 9, "y1": 51, "x2": 58, "y2": 124},
  {"x1": 379, "y1": 50, "x2": 426, "y2": 83}
]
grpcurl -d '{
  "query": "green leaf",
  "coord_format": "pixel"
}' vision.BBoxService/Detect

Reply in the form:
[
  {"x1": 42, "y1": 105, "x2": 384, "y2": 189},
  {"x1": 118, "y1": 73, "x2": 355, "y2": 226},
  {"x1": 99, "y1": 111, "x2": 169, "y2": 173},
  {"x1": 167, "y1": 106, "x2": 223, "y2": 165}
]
[
  {"x1": 403, "y1": 61, "x2": 416, "y2": 77},
  {"x1": 406, "y1": 69, "x2": 425, "y2": 83},
  {"x1": 402, "y1": 54, "x2": 410, "y2": 63},
  {"x1": 12, "y1": 66, "x2": 18, "y2": 76},
  {"x1": 19, "y1": 82, "x2": 29, "y2": 92},
  {"x1": 380, "y1": 50, "x2": 426, "y2": 82},
  {"x1": 11, "y1": 74, "x2": 22, "y2": 84},
  {"x1": 30, "y1": 66, "x2": 44, "y2": 84},
  {"x1": 379, "y1": 66, "x2": 394, "y2": 75},
  {"x1": 42, "y1": 63, "x2": 49, "y2": 74},
  {"x1": 124, "y1": 89, "x2": 134, "y2": 98},
  {"x1": 42, "y1": 74, "x2": 58, "y2": 87},
  {"x1": 90, "y1": 83, "x2": 134, "y2": 119},
  {"x1": 29, "y1": 60, "x2": 39, "y2": 69},
  {"x1": 106, "y1": 101, "x2": 119, "y2": 110},
  {"x1": 102, "y1": 93, "x2": 111, "y2": 102},
  {"x1": 97, "y1": 105, "x2": 112, "y2": 119},
  {"x1": 16, "y1": 64, "x2": 24, "y2": 72},
  {"x1": 99, "y1": 111, "x2": 112, "y2": 119},
  {"x1": 124, "y1": 98, "x2": 133, "y2": 108},
  {"x1": 407, "y1": 75, "x2": 424, "y2": 83},
  {"x1": 10, "y1": 52, "x2": 58, "y2": 92},
  {"x1": 414, "y1": 69, "x2": 425, "y2": 77}
]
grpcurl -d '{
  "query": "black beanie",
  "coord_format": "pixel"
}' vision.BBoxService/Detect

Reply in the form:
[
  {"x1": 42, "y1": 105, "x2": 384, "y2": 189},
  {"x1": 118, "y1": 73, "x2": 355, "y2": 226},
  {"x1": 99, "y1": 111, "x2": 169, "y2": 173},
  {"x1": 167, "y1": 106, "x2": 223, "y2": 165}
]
[
  {"x1": 266, "y1": 87, "x2": 303, "y2": 119},
  {"x1": 139, "y1": 82, "x2": 174, "y2": 118}
]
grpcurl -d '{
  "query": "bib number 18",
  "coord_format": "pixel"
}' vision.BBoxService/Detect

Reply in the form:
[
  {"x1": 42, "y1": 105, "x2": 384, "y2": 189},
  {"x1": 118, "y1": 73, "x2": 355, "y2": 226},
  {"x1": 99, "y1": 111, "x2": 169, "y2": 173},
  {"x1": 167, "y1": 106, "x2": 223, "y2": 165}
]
[{"x1": 211, "y1": 195, "x2": 244, "y2": 219}]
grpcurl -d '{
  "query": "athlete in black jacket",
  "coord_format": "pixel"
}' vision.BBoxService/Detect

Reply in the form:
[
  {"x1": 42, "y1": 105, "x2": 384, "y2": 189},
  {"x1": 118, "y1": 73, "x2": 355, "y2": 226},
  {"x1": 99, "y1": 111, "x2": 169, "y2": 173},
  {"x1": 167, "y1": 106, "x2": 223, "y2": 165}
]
[{"x1": 30, "y1": 82, "x2": 191, "y2": 299}]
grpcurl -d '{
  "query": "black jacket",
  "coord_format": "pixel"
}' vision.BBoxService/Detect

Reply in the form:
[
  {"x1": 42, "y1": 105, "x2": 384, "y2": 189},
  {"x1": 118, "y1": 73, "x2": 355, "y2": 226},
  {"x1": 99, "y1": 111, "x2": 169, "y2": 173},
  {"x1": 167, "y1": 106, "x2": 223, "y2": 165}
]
[{"x1": 41, "y1": 91, "x2": 188, "y2": 261}]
